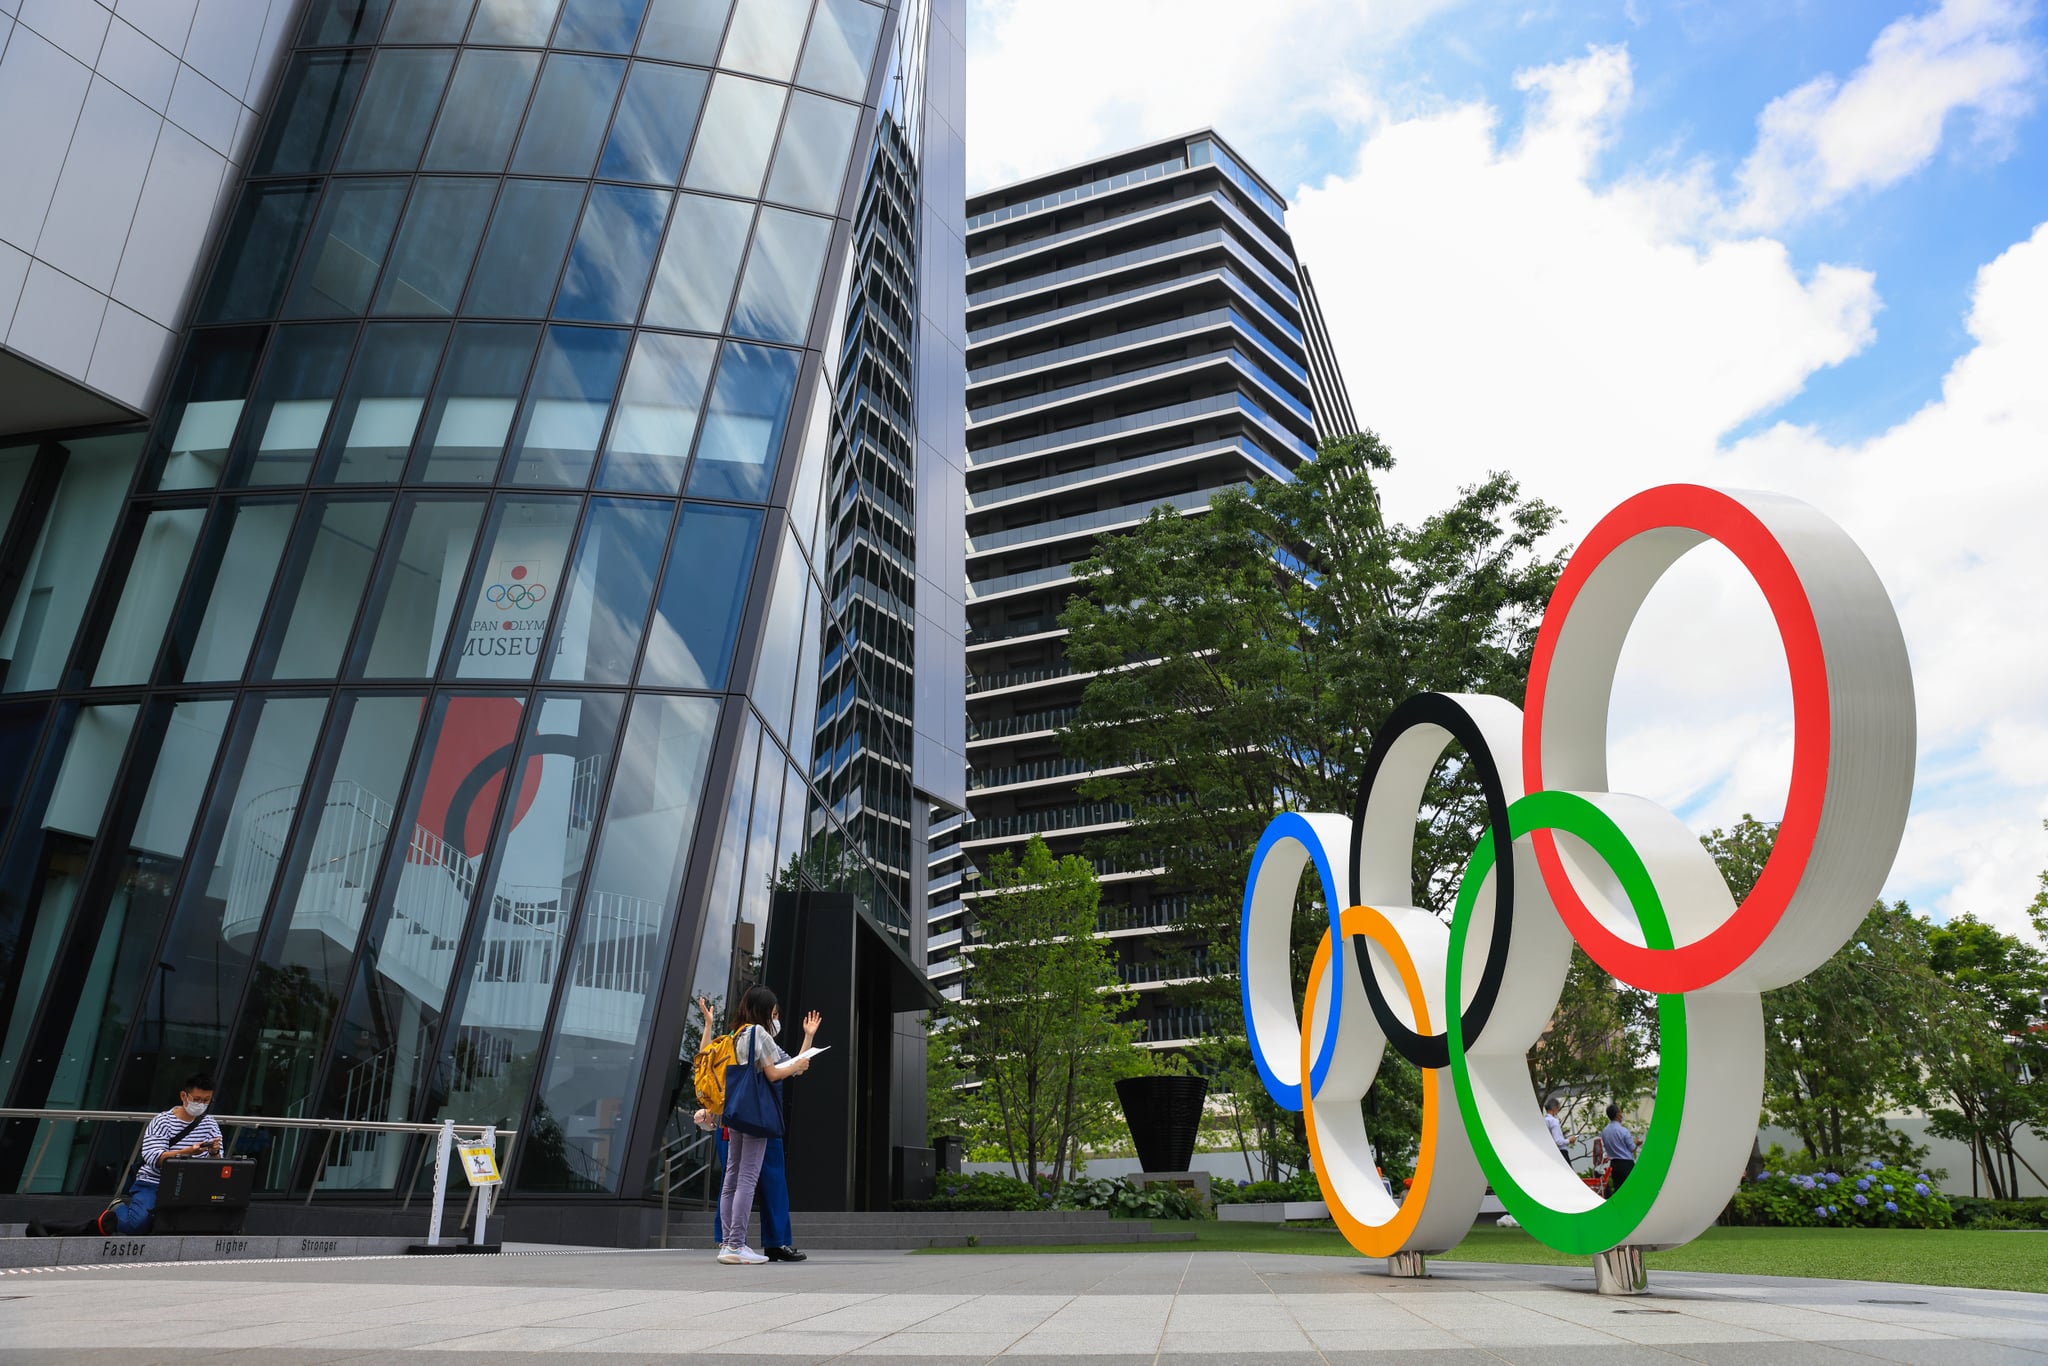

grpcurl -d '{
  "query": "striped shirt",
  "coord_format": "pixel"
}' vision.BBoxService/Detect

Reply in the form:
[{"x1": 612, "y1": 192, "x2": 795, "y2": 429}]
[{"x1": 136, "y1": 1109, "x2": 223, "y2": 1186}]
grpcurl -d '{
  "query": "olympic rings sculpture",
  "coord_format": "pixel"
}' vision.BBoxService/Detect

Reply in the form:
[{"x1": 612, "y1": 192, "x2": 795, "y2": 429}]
[
  {"x1": 486, "y1": 582, "x2": 548, "y2": 610},
  {"x1": 1240, "y1": 485, "x2": 1916, "y2": 1259}
]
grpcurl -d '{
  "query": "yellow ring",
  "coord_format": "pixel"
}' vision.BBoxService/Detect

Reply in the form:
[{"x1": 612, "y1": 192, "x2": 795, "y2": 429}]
[{"x1": 1300, "y1": 904, "x2": 1438, "y2": 1257}]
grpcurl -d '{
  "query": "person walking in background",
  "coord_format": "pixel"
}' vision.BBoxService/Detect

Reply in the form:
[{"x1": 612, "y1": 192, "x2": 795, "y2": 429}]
[
  {"x1": 1601, "y1": 1103, "x2": 1638, "y2": 1196},
  {"x1": 698, "y1": 996, "x2": 808, "y2": 1262},
  {"x1": 1543, "y1": 1098, "x2": 1571, "y2": 1164},
  {"x1": 717, "y1": 986, "x2": 819, "y2": 1266}
]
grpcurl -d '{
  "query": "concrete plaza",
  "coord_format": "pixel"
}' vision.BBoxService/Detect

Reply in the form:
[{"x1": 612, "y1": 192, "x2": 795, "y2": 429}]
[{"x1": 0, "y1": 1246, "x2": 2044, "y2": 1363}]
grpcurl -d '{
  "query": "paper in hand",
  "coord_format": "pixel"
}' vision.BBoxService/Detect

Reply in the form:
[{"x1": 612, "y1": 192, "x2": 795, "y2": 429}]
[{"x1": 794, "y1": 1045, "x2": 830, "y2": 1062}]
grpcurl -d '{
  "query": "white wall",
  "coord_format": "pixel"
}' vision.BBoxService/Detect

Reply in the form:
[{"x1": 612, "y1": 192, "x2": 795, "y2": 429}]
[{"x1": 0, "y1": 0, "x2": 298, "y2": 410}]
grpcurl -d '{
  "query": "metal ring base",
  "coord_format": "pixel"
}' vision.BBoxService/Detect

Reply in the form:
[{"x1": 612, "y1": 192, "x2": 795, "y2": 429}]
[{"x1": 1593, "y1": 1246, "x2": 1648, "y2": 1295}]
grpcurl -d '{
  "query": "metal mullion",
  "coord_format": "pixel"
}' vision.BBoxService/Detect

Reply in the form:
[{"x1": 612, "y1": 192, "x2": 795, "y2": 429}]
[
  {"x1": 57, "y1": 494, "x2": 211, "y2": 696},
  {"x1": 616, "y1": 691, "x2": 753, "y2": 1192},
  {"x1": 625, "y1": 491, "x2": 716, "y2": 690},
  {"x1": 86, "y1": 687, "x2": 270, "y2": 1130},
  {"x1": 404, "y1": 678, "x2": 569, "y2": 1123},
  {"x1": 0, "y1": 441, "x2": 69, "y2": 633},
  {"x1": 522, "y1": 495, "x2": 609, "y2": 686},
  {"x1": 346, "y1": 488, "x2": 494, "y2": 679},
  {"x1": 287, "y1": 681, "x2": 481, "y2": 1181},
  {"x1": 437, "y1": 489, "x2": 579, "y2": 682},
  {"x1": 0, "y1": 690, "x2": 171, "y2": 1118}
]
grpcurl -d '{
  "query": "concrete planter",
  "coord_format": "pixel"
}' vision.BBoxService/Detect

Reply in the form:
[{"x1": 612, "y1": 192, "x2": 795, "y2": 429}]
[{"x1": 1216, "y1": 1200, "x2": 1331, "y2": 1222}]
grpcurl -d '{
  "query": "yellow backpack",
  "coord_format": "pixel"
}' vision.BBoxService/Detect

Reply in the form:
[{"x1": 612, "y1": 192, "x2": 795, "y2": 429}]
[{"x1": 693, "y1": 1031, "x2": 739, "y2": 1114}]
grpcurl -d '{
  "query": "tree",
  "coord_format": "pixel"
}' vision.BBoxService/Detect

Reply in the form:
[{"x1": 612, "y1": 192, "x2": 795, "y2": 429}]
[
  {"x1": 1704, "y1": 815, "x2": 1927, "y2": 1167},
  {"x1": 1526, "y1": 947, "x2": 1656, "y2": 1147},
  {"x1": 1059, "y1": 432, "x2": 1563, "y2": 1175},
  {"x1": 1919, "y1": 910, "x2": 2048, "y2": 1198},
  {"x1": 946, "y1": 836, "x2": 1150, "y2": 1187}
]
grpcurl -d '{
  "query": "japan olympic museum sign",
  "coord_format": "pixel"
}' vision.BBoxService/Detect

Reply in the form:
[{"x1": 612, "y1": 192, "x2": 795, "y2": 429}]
[{"x1": 1239, "y1": 485, "x2": 1916, "y2": 1261}]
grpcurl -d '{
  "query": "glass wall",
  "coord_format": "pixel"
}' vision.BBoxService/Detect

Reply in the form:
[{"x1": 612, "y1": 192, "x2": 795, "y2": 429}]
[{"x1": 0, "y1": 0, "x2": 934, "y2": 1207}]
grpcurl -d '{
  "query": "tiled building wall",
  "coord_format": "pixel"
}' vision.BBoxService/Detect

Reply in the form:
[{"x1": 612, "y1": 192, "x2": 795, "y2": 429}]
[{"x1": 0, "y1": 0, "x2": 298, "y2": 414}]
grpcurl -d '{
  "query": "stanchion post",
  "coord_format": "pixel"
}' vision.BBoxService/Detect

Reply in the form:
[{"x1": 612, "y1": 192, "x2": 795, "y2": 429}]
[
  {"x1": 474, "y1": 1126, "x2": 497, "y2": 1248},
  {"x1": 426, "y1": 1120, "x2": 455, "y2": 1246}
]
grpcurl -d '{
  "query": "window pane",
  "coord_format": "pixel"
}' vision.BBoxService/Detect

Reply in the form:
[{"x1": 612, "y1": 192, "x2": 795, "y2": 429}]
[
  {"x1": 107, "y1": 695, "x2": 328, "y2": 1111},
  {"x1": 450, "y1": 496, "x2": 580, "y2": 678},
  {"x1": 309, "y1": 693, "x2": 527, "y2": 1179},
  {"x1": 639, "y1": 0, "x2": 730, "y2": 61},
  {"x1": 555, "y1": 0, "x2": 648, "y2": 50},
  {"x1": 412, "y1": 322, "x2": 541, "y2": 483},
  {"x1": 166, "y1": 498, "x2": 298, "y2": 682},
  {"x1": 729, "y1": 207, "x2": 830, "y2": 344},
  {"x1": 374, "y1": 177, "x2": 497, "y2": 317},
  {"x1": 150, "y1": 329, "x2": 265, "y2": 491},
  {"x1": 595, "y1": 331, "x2": 715, "y2": 493},
  {"x1": 284, "y1": 177, "x2": 410, "y2": 318},
  {"x1": 320, "y1": 322, "x2": 449, "y2": 482},
  {"x1": 796, "y1": 0, "x2": 881, "y2": 99},
  {"x1": 463, "y1": 179, "x2": 584, "y2": 317},
  {"x1": 254, "y1": 50, "x2": 370, "y2": 175},
  {"x1": 686, "y1": 710, "x2": 757, "y2": 1021},
  {"x1": 256, "y1": 496, "x2": 393, "y2": 680},
  {"x1": 197, "y1": 181, "x2": 321, "y2": 323},
  {"x1": 230, "y1": 324, "x2": 354, "y2": 486},
  {"x1": 432, "y1": 690, "x2": 626, "y2": 1130},
  {"x1": 470, "y1": 0, "x2": 562, "y2": 42},
  {"x1": 639, "y1": 501, "x2": 760, "y2": 687},
  {"x1": 231, "y1": 692, "x2": 424, "y2": 1132},
  {"x1": 300, "y1": 0, "x2": 394, "y2": 44},
  {"x1": 355, "y1": 496, "x2": 487, "y2": 677},
  {"x1": 749, "y1": 532, "x2": 808, "y2": 741},
  {"x1": 504, "y1": 327, "x2": 631, "y2": 487},
  {"x1": 383, "y1": 0, "x2": 477, "y2": 40},
  {"x1": 424, "y1": 48, "x2": 541, "y2": 172},
  {"x1": 547, "y1": 497, "x2": 670, "y2": 684},
  {"x1": 510, "y1": 54, "x2": 625, "y2": 178},
  {"x1": 1, "y1": 435, "x2": 145, "y2": 693},
  {"x1": 684, "y1": 343, "x2": 798, "y2": 502},
  {"x1": 336, "y1": 48, "x2": 455, "y2": 173},
  {"x1": 554, "y1": 185, "x2": 669, "y2": 324},
  {"x1": 598, "y1": 62, "x2": 707, "y2": 184},
  {"x1": 719, "y1": 0, "x2": 809, "y2": 81},
  {"x1": 641, "y1": 192, "x2": 751, "y2": 331},
  {"x1": 682, "y1": 74, "x2": 785, "y2": 198},
  {"x1": 765, "y1": 90, "x2": 858, "y2": 212},
  {"x1": 524, "y1": 692, "x2": 718, "y2": 1192},
  {"x1": 33, "y1": 698, "x2": 231, "y2": 1127},
  {"x1": 90, "y1": 508, "x2": 206, "y2": 687}
]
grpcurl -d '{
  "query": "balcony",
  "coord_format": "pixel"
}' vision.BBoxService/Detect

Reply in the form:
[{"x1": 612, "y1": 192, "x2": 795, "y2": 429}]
[
  {"x1": 968, "y1": 264, "x2": 1306, "y2": 353},
  {"x1": 967, "y1": 661, "x2": 1081, "y2": 694},
  {"x1": 967, "y1": 152, "x2": 1186, "y2": 231},
  {"x1": 969, "y1": 348, "x2": 1313, "y2": 435},
  {"x1": 1099, "y1": 898, "x2": 1192, "y2": 933},
  {"x1": 968, "y1": 391, "x2": 1314, "y2": 472},
  {"x1": 963, "y1": 800, "x2": 1133, "y2": 842},
  {"x1": 968, "y1": 488, "x2": 1221, "y2": 560},
  {"x1": 968, "y1": 225, "x2": 1300, "y2": 318},
  {"x1": 969, "y1": 757, "x2": 1096, "y2": 791},
  {"x1": 970, "y1": 305, "x2": 1309, "y2": 393},
  {"x1": 968, "y1": 436, "x2": 1287, "y2": 513},
  {"x1": 968, "y1": 705, "x2": 1078, "y2": 742},
  {"x1": 965, "y1": 562, "x2": 1076, "y2": 602}
]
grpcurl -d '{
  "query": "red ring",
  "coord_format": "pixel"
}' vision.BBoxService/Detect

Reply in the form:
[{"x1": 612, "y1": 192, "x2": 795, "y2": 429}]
[{"x1": 1523, "y1": 485, "x2": 1830, "y2": 994}]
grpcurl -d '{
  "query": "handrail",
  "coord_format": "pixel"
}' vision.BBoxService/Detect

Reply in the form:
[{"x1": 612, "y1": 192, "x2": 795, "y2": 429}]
[{"x1": 0, "y1": 1107, "x2": 513, "y2": 1137}]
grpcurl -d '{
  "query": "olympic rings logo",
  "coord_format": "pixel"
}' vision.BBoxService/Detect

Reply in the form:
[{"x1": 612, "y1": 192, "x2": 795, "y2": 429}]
[
  {"x1": 1240, "y1": 485, "x2": 1916, "y2": 1259},
  {"x1": 486, "y1": 582, "x2": 548, "y2": 610}
]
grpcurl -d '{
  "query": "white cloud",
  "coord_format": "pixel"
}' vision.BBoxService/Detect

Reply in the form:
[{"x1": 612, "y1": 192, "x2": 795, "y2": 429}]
[
  {"x1": 1732, "y1": 0, "x2": 2040, "y2": 228},
  {"x1": 965, "y1": 0, "x2": 1455, "y2": 192}
]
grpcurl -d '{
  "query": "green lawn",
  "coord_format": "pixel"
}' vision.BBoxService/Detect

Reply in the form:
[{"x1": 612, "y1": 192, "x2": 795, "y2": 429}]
[{"x1": 918, "y1": 1221, "x2": 2048, "y2": 1293}]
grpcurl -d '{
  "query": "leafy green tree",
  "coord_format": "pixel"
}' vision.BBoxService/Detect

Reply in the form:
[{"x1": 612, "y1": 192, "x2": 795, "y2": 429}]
[
  {"x1": 947, "y1": 836, "x2": 1150, "y2": 1187},
  {"x1": 1526, "y1": 947, "x2": 1656, "y2": 1148},
  {"x1": 1704, "y1": 815, "x2": 1927, "y2": 1167},
  {"x1": 1058, "y1": 432, "x2": 1563, "y2": 1178},
  {"x1": 1918, "y1": 909, "x2": 2048, "y2": 1199}
]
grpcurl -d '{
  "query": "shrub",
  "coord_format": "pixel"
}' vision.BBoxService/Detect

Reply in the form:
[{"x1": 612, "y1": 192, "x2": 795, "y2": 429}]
[
  {"x1": 1052, "y1": 1176, "x2": 1213, "y2": 1220},
  {"x1": 1949, "y1": 1196, "x2": 2048, "y2": 1230},
  {"x1": 1725, "y1": 1160, "x2": 1952, "y2": 1229},
  {"x1": 1210, "y1": 1171, "x2": 1322, "y2": 1205},
  {"x1": 896, "y1": 1171, "x2": 1045, "y2": 1212}
]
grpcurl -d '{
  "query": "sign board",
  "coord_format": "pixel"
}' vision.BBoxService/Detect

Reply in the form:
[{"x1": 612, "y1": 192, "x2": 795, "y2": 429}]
[{"x1": 458, "y1": 1143, "x2": 502, "y2": 1187}]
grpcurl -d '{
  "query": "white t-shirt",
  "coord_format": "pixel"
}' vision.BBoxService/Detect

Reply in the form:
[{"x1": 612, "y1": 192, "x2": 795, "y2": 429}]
[
  {"x1": 733, "y1": 1024, "x2": 789, "y2": 1070},
  {"x1": 1544, "y1": 1112, "x2": 1566, "y2": 1147}
]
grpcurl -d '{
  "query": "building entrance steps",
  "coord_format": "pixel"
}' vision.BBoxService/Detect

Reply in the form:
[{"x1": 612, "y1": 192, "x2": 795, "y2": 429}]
[
  {"x1": 663, "y1": 1207, "x2": 1196, "y2": 1249},
  {"x1": 0, "y1": 1232, "x2": 445, "y2": 1269}
]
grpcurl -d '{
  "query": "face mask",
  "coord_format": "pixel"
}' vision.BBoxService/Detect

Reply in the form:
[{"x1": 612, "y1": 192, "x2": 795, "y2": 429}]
[
  {"x1": 770, "y1": 1015, "x2": 781, "y2": 1035},
  {"x1": 184, "y1": 1100, "x2": 208, "y2": 1117}
]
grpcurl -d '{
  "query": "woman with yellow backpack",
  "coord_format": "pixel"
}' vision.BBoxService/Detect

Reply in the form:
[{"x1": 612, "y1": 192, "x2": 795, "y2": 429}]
[{"x1": 695, "y1": 986, "x2": 819, "y2": 1265}]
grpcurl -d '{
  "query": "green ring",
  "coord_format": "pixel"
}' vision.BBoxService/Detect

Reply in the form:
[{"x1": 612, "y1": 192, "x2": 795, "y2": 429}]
[{"x1": 1445, "y1": 790, "x2": 1689, "y2": 1255}]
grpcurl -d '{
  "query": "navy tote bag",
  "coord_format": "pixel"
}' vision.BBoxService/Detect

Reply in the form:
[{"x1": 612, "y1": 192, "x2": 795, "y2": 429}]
[{"x1": 722, "y1": 1026, "x2": 785, "y2": 1137}]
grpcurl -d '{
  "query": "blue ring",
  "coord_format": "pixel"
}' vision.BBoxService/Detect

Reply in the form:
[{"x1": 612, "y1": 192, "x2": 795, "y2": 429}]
[{"x1": 1239, "y1": 812, "x2": 1347, "y2": 1110}]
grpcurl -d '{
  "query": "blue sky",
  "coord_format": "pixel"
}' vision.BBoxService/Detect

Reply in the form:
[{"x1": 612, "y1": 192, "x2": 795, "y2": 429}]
[{"x1": 969, "y1": 0, "x2": 2048, "y2": 939}]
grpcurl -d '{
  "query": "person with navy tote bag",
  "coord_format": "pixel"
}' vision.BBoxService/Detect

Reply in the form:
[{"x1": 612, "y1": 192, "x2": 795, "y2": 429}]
[{"x1": 718, "y1": 985, "x2": 819, "y2": 1265}]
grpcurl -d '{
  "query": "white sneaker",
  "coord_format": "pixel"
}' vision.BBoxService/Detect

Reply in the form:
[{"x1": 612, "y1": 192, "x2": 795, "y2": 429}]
[
  {"x1": 735, "y1": 1245, "x2": 769, "y2": 1264},
  {"x1": 717, "y1": 1246, "x2": 743, "y2": 1264}
]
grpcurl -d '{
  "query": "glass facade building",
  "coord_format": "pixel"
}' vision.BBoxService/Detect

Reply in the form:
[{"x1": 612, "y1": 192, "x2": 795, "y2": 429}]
[
  {"x1": 934, "y1": 131, "x2": 1352, "y2": 1045},
  {"x1": 0, "y1": 0, "x2": 964, "y2": 1224}
]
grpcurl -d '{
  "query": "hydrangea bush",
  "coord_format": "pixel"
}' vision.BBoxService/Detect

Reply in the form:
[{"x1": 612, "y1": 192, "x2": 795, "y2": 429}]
[{"x1": 1727, "y1": 1158, "x2": 1953, "y2": 1229}]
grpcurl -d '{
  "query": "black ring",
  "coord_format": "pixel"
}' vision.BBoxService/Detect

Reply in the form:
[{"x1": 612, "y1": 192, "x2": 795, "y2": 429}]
[
  {"x1": 1345, "y1": 692, "x2": 1516, "y2": 1068},
  {"x1": 444, "y1": 731, "x2": 609, "y2": 861}
]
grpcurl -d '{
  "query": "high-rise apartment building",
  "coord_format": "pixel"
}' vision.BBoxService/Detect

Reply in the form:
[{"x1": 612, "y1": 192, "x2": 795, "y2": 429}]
[
  {"x1": 0, "y1": 0, "x2": 963, "y2": 1238},
  {"x1": 931, "y1": 132, "x2": 1353, "y2": 1047}
]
